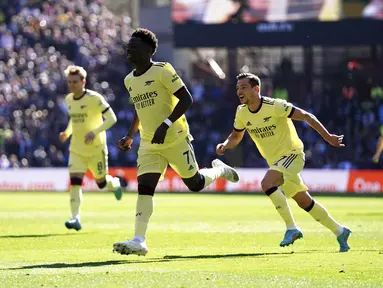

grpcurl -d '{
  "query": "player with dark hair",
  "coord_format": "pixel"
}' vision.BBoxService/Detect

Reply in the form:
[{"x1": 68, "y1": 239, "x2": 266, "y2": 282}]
[
  {"x1": 113, "y1": 28, "x2": 239, "y2": 256},
  {"x1": 216, "y1": 72, "x2": 351, "y2": 252}
]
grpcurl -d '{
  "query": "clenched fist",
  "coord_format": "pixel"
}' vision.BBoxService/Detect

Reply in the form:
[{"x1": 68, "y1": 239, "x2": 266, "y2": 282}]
[{"x1": 216, "y1": 143, "x2": 226, "y2": 155}]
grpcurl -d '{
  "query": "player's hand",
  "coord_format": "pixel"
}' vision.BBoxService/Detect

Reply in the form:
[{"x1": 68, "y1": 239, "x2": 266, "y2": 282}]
[
  {"x1": 84, "y1": 131, "x2": 96, "y2": 145},
  {"x1": 117, "y1": 135, "x2": 133, "y2": 152},
  {"x1": 59, "y1": 132, "x2": 68, "y2": 143},
  {"x1": 151, "y1": 123, "x2": 169, "y2": 144},
  {"x1": 372, "y1": 154, "x2": 380, "y2": 164},
  {"x1": 326, "y1": 134, "x2": 345, "y2": 147},
  {"x1": 216, "y1": 143, "x2": 226, "y2": 155}
]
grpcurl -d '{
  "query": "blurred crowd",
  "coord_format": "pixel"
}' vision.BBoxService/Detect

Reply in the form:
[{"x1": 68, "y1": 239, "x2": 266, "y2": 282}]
[{"x1": 1, "y1": 0, "x2": 383, "y2": 170}]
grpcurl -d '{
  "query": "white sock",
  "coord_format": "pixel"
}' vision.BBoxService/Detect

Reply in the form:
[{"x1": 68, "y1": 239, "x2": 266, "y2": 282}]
[
  {"x1": 134, "y1": 195, "x2": 153, "y2": 240},
  {"x1": 267, "y1": 187, "x2": 298, "y2": 229},
  {"x1": 70, "y1": 185, "x2": 82, "y2": 220},
  {"x1": 307, "y1": 201, "x2": 344, "y2": 236},
  {"x1": 133, "y1": 236, "x2": 145, "y2": 243},
  {"x1": 199, "y1": 167, "x2": 223, "y2": 188},
  {"x1": 105, "y1": 174, "x2": 118, "y2": 190}
]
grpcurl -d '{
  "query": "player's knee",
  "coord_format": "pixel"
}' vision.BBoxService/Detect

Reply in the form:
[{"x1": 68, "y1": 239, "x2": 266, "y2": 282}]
[
  {"x1": 303, "y1": 199, "x2": 315, "y2": 212},
  {"x1": 70, "y1": 177, "x2": 83, "y2": 186},
  {"x1": 138, "y1": 184, "x2": 156, "y2": 196},
  {"x1": 183, "y1": 172, "x2": 205, "y2": 192},
  {"x1": 261, "y1": 180, "x2": 275, "y2": 193}
]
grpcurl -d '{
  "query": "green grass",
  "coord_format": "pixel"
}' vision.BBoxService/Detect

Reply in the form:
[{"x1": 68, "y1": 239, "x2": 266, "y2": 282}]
[{"x1": 0, "y1": 192, "x2": 382, "y2": 288}]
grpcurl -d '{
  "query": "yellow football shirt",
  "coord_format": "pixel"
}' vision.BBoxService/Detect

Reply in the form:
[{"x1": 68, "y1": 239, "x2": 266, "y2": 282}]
[
  {"x1": 233, "y1": 97, "x2": 304, "y2": 163},
  {"x1": 65, "y1": 89, "x2": 110, "y2": 156},
  {"x1": 124, "y1": 62, "x2": 190, "y2": 150}
]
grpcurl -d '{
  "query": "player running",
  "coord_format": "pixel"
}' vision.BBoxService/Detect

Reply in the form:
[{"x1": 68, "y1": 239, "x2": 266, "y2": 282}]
[
  {"x1": 113, "y1": 28, "x2": 239, "y2": 256},
  {"x1": 59, "y1": 65, "x2": 122, "y2": 231},
  {"x1": 216, "y1": 73, "x2": 351, "y2": 252}
]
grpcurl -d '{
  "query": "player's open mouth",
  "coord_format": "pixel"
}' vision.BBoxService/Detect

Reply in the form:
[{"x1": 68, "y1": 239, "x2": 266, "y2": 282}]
[{"x1": 239, "y1": 95, "x2": 244, "y2": 100}]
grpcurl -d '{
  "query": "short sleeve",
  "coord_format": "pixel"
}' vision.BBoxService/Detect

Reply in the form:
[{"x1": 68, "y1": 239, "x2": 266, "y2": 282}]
[
  {"x1": 274, "y1": 98, "x2": 295, "y2": 118},
  {"x1": 233, "y1": 106, "x2": 245, "y2": 131},
  {"x1": 160, "y1": 63, "x2": 185, "y2": 94},
  {"x1": 95, "y1": 93, "x2": 110, "y2": 114}
]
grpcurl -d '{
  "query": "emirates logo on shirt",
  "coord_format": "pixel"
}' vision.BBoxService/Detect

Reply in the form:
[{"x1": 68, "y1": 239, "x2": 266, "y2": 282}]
[{"x1": 248, "y1": 124, "x2": 277, "y2": 139}]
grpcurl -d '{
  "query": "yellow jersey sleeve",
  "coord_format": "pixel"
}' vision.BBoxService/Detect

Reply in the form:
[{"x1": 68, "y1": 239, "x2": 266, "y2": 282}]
[
  {"x1": 160, "y1": 63, "x2": 185, "y2": 94},
  {"x1": 94, "y1": 92, "x2": 110, "y2": 114},
  {"x1": 273, "y1": 98, "x2": 294, "y2": 118},
  {"x1": 233, "y1": 105, "x2": 246, "y2": 131}
]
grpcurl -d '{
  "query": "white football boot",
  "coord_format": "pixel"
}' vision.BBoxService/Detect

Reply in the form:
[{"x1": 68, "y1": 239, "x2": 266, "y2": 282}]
[
  {"x1": 212, "y1": 159, "x2": 240, "y2": 183},
  {"x1": 113, "y1": 239, "x2": 148, "y2": 256}
]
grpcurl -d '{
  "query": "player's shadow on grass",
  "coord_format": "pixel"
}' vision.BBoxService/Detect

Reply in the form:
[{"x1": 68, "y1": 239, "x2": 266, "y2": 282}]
[
  {"x1": 163, "y1": 251, "x2": 294, "y2": 260},
  {"x1": 7, "y1": 259, "x2": 171, "y2": 270},
  {"x1": 7, "y1": 252, "x2": 297, "y2": 271},
  {"x1": 0, "y1": 233, "x2": 92, "y2": 239}
]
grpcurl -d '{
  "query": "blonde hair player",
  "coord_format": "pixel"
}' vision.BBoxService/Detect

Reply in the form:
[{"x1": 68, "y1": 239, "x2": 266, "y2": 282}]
[
  {"x1": 59, "y1": 65, "x2": 122, "y2": 231},
  {"x1": 217, "y1": 73, "x2": 351, "y2": 252}
]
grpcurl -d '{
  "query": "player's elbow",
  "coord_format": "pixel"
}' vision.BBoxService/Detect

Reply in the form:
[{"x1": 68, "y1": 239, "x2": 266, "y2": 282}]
[
  {"x1": 302, "y1": 111, "x2": 316, "y2": 124},
  {"x1": 105, "y1": 109, "x2": 117, "y2": 125}
]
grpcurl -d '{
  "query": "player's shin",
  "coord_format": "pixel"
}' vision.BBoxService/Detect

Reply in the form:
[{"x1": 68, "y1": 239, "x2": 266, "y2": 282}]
[
  {"x1": 305, "y1": 200, "x2": 344, "y2": 236},
  {"x1": 70, "y1": 185, "x2": 82, "y2": 220},
  {"x1": 199, "y1": 167, "x2": 222, "y2": 188},
  {"x1": 134, "y1": 194, "x2": 154, "y2": 243},
  {"x1": 266, "y1": 187, "x2": 298, "y2": 230}
]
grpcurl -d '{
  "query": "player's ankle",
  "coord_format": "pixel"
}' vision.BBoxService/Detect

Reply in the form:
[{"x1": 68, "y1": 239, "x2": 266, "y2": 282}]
[
  {"x1": 287, "y1": 224, "x2": 299, "y2": 230},
  {"x1": 133, "y1": 236, "x2": 145, "y2": 243}
]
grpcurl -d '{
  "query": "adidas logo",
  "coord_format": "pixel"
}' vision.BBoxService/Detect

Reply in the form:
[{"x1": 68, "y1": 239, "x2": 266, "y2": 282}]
[
  {"x1": 246, "y1": 121, "x2": 252, "y2": 126},
  {"x1": 188, "y1": 165, "x2": 194, "y2": 171},
  {"x1": 136, "y1": 212, "x2": 142, "y2": 217},
  {"x1": 80, "y1": 105, "x2": 86, "y2": 109},
  {"x1": 128, "y1": 87, "x2": 132, "y2": 92}
]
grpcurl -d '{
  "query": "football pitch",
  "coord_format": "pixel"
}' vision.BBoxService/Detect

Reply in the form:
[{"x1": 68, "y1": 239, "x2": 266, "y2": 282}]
[{"x1": 0, "y1": 192, "x2": 382, "y2": 288}]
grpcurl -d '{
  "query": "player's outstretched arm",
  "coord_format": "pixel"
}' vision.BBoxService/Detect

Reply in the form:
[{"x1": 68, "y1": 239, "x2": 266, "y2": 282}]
[
  {"x1": 151, "y1": 86, "x2": 192, "y2": 144},
  {"x1": 372, "y1": 136, "x2": 383, "y2": 163},
  {"x1": 117, "y1": 110, "x2": 140, "y2": 152},
  {"x1": 290, "y1": 107, "x2": 345, "y2": 147},
  {"x1": 216, "y1": 129, "x2": 245, "y2": 155}
]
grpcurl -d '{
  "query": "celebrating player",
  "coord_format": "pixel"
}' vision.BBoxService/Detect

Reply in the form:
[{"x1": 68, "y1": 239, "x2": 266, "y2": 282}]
[
  {"x1": 113, "y1": 28, "x2": 239, "y2": 256},
  {"x1": 59, "y1": 65, "x2": 122, "y2": 231},
  {"x1": 216, "y1": 73, "x2": 351, "y2": 252}
]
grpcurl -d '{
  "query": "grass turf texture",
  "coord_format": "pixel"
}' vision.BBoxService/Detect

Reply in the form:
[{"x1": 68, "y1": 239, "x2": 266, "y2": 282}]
[{"x1": 0, "y1": 192, "x2": 382, "y2": 288}]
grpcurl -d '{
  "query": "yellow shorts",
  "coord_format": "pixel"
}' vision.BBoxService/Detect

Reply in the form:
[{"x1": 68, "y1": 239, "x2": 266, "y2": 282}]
[
  {"x1": 137, "y1": 136, "x2": 199, "y2": 180},
  {"x1": 269, "y1": 151, "x2": 308, "y2": 198},
  {"x1": 68, "y1": 149, "x2": 108, "y2": 179}
]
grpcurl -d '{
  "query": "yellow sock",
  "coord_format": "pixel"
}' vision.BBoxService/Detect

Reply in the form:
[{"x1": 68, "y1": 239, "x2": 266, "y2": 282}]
[
  {"x1": 70, "y1": 185, "x2": 82, "y2": 219},
  {"x1": 307, "y1": 200, "x2": 343, "y2": 236},
  {"x1": 267, "y1": 187, "x2": 298, "y2": 229},
  {"x1": 134, "y1": 195, "x2": 153, "y2": 239}
]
